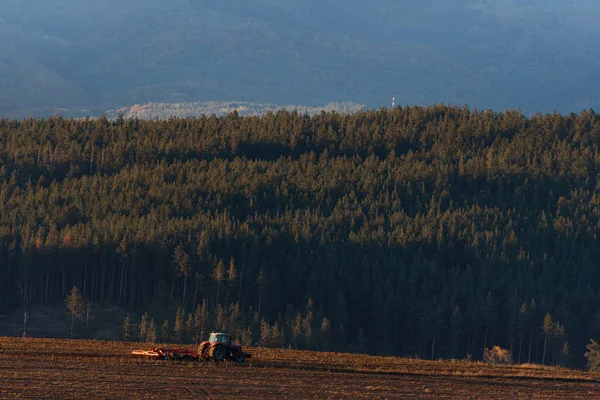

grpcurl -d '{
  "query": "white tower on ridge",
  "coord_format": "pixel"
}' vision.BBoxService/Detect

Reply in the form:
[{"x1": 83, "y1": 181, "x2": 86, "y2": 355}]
[{"x1": 392, "y1": 97, "x2": 395, "y2": 109}]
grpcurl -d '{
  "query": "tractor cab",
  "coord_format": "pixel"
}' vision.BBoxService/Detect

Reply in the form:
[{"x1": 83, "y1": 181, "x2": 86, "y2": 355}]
[{"x1": 208, "y1": 332, "x2": 230, "y2": 345}]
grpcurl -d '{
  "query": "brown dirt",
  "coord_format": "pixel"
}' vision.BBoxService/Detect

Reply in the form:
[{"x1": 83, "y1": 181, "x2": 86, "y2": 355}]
[{"x1": 1, "y1": 338, "x2": 599, "y2": 399}]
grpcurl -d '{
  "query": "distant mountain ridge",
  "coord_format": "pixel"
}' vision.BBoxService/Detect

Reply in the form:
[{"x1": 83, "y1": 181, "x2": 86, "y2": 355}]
[{"x1": 1, "y1": 0, "x2": 599, "y2": 116}]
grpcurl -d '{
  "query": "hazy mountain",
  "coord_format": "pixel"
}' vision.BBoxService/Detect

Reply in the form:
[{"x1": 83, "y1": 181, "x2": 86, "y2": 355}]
[{"x1": 1, "y1": 0, "x2": 599, "y2": 116}]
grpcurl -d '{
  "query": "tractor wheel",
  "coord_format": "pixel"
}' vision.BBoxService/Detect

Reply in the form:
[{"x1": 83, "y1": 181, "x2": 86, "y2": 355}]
[
  {"x1": 232, "y1": 350, "x2": 245, "y2": 363},
  {"x1": 209, "y1": 345, "x2": 226, "y2": 362},
  {"x1": 198, "y1": 343, "x2": 209, "y2": 359}
]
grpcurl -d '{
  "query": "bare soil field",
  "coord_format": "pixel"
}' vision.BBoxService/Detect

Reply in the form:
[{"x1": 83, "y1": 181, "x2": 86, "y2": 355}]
[{"x1": 1, "y1": 337, "x2": 599, "y2": 399}]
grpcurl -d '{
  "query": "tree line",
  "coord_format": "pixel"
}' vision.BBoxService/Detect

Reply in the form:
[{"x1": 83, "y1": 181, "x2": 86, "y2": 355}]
[{"x1": 2, "y1": 106, "x2": 600, "y2": 366}]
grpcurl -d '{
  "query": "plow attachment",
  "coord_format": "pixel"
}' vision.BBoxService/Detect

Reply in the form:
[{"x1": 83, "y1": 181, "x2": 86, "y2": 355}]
[
  {"x1": 131, "y1": 348, "x2": 199, "y2": 360},
  {"x1": 131, "y1": 349, "x2": 161, "y2": 357}
]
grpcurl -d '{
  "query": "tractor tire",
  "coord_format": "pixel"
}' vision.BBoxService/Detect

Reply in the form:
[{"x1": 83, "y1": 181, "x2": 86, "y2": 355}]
[
  {"x1": 198, "y1": 343, "x2": 209, "y2": 359},
  {"x1": 209, "y1": 345, "x2": 226, "y2": 362},
  {"x1": 232, "y1": 350, "x2": 245, "y2": 363}
]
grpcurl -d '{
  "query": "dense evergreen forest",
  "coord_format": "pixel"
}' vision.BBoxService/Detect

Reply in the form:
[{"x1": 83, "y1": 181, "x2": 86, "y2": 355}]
[{"x1": 2, "y1": 106, "x2": 600, "y2": 366}]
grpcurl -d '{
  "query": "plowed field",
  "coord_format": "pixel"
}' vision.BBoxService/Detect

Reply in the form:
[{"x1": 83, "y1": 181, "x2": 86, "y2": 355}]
[{"x1": 1, "y1": 338, "x2": 599, "y2": 399}]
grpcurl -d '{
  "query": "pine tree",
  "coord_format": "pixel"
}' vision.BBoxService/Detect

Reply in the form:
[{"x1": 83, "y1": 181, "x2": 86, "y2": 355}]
[
  {"x1": 271, "y1": 322, "x2": 285, "y2": 348},
  {"x1": 193, "y1": 300, "x2": 209, "y2": 343},
  {"x1": 185, "y1": 313, "x2": 194, "y2": 343},
  {"x1": 123, "y1": 313, "x2": 132, "y2": 341},
  {"x1": 225, "y1": 257, "x2": 237, "y2": 308},
  {"x1": 140, "y1": 312, "x2": 149, "y2": 343},
  {"x1": 147, "y1": 319, "x2": 157, "y2": 343},
  {"x1": 66, "y1": 286, "x2": 84, "y2": 337},
  {"x1": 173, "y1": 245, "x2": 191, "y2": 305},
  {"x1": 319, "y1": 317, "x2": 332, "y2": 351},
  {"x1": 291, "y1": 313, "x2": 303, "y2": 349},
  {"x1": 585, "y1": 339, "x2": 600, "y2": 371},
  {"x1": 303, "y1": 306, "x2": 314, "y2": 349},
  {"x1": 213, "y1": 259, "x2": 226, "y2": 307},
  {"x1": 482, "y1": 291, "x2": 498, "y2": 355},
  {"x1": 161, "y1": 320, "x2": 171, "y2": 342},
  {"x1": 226, "y1": 302, "x2": 241, "y2": 337},
  {"x1": 260, "y1": 318, "x2": 271, "y2": 347},
  {"x1": 542, "y1": 313, "x2": 553, "y2": 365},
  {"x1": 174, "y1": 307, "x2": 185, "y2": 343},
  {"x1": 527, "y1": 299, "x2": 538, "y2": 363},
  {"x1": 216, "y1": 304, "x2": 225, "y2": 331},
  {"x1": 550, "y1": 320, "x2": 565, "y2": 365},
  {"x1": 256, "y1": 270, "x2": 266, "y2": 316},
  {"x1": 558, "y1": 342, "x2": 571, "y2": 366},
  {"x1": 241, "y1": 326, "x2": 252, "y2": 347},
  {"x1": 517, "y1": 302, "x2": 528, "y2": 363}
]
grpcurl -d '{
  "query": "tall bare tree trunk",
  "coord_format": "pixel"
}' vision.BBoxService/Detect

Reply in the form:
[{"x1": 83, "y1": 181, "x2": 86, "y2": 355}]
[
  {"x1": 182, "y1": 277, "x2": 187, "y2": 308},
  {"x1": 193, "y1": 278, "x2": 199, "y2": 310},
  {"x1": 482, "y1": 325, "x2": 489, "y2": 355},
  {"x1": 542, "y1": 333, "x2": 548, "y2": 365},
  {"x1": 237, "y1": 266, "x2": 244, "y2": 309},
  {"x1": 45, "y1": 271, "x2": 50, "y2": 303}
]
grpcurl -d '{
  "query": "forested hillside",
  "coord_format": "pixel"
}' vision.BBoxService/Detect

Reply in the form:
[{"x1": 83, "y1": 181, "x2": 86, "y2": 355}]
[
  {"x1": 2, "y1": 106, "x2": 600, "y2": 366},
  {"x1": 1, "y1": 0, "x2": 600, "y2": 116}
]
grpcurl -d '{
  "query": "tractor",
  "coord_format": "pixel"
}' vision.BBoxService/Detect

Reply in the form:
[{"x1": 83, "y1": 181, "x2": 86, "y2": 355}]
[{"x1": 198, "y1": 332, "x2": 250, "y2": 362}]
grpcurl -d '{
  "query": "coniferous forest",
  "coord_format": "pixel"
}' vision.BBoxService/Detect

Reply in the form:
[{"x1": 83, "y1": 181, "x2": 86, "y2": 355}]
[{"x1": 2, "y1": 106, "x2": 600, "y2": 366}]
